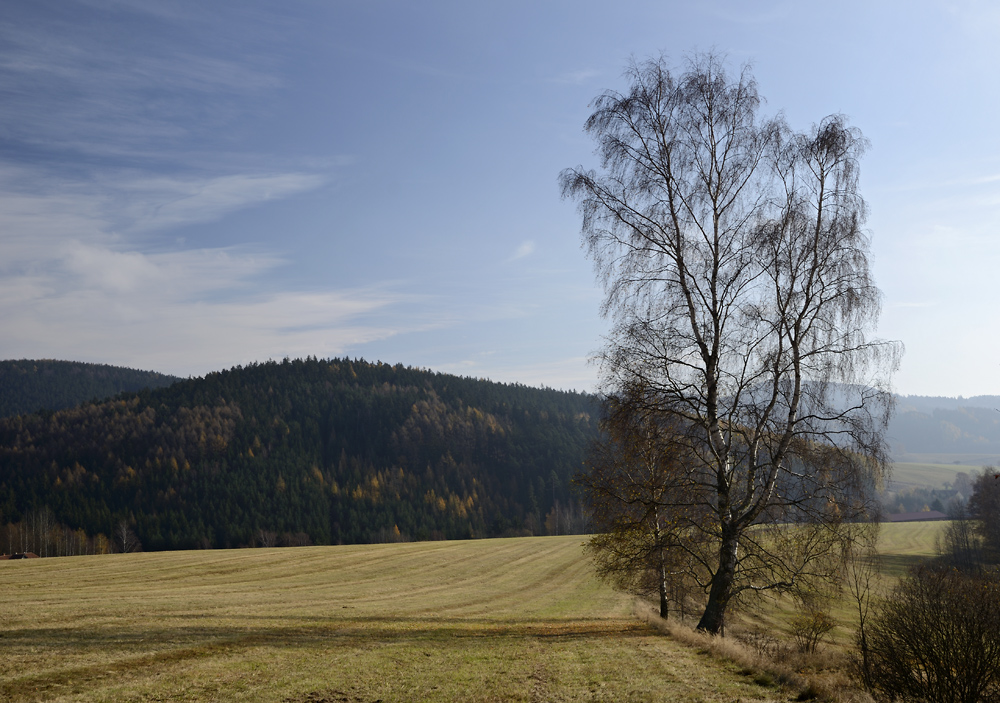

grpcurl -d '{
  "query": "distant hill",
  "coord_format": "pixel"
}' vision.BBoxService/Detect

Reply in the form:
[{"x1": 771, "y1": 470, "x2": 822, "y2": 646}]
[
  {"x1": 0, "y1": 360, "x2": 181, "y2": 418},
  {"x1": 895, "y1": 395, "x2": 1000, "y2": 413},
  {"x1": 0, "y1": 358, "x2": 597, "y2": 550},
  {"x1": 889, "y1": 395, "x2": 1000, "y2": 463}
]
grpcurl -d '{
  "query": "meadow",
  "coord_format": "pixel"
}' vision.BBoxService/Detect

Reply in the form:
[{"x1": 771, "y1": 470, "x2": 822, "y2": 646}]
[
  {"x1": 890, "y1": 461, "x2": 977, "y2": 489},
  {"x1": 0, "y1": 523, "x2": 947, "y2": 702}
]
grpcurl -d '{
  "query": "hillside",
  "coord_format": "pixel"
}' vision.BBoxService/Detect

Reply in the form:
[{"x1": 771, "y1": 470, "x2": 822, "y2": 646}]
[
  {"x1": 7, "y1": 364, "x2": 995, "y2": 550},
  {"x1": 888, "y1": 395, "x2": 1000, "y2": 468},
  {"x1": 0, "y1": 358, "x2": 597, "y2": 550},
  {"x1": 895, "y1": 395, "x2": 1000, "y2": 413},
  {"x1": 0, "y1": 359, "x2": 180, "y2": 418}
]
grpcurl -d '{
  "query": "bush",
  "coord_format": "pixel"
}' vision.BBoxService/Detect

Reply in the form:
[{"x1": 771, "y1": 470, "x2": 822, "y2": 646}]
[
  {"x1": 857, "y1": 566, "x2": 1000, "y2": 703},
  {"x1": 790, "y1": 606, "x2": 837, "y2": 654}
]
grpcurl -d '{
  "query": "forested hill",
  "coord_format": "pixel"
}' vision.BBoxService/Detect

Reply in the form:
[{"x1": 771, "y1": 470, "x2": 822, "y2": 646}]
[
  {"x1": 0, "y1": 360, "x2": 181, "y2": 418},
  {"x1": 0, "y1": 358, "x2": 597, "y2": 550},
  {"x1": 889, "y1": 395, "x2": 1000, "y2": 458}
]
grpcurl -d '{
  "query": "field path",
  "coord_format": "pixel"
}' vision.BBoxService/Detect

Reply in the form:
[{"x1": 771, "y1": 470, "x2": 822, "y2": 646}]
[{"x1": 0, "y1": 536, "x2": 783, "y2": 701}]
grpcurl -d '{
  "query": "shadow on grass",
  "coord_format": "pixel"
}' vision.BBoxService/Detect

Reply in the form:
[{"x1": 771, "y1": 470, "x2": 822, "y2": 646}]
[
  {"x1": 878, "y1": 553, "x2": 933, "y2": 579},
  {"x1": 0, "y1": 617, "x2": 653, "y2": 700}
]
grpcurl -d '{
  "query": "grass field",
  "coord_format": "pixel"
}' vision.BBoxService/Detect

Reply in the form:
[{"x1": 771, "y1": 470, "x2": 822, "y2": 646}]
[
  {"x1": 2, "y1": 536, "x2": 794, "y2": 702},
  {"x1": 890, "y1": 461, "x2": 976, "y2": 489},
  {"x1": 732, "y1": 520, "x2": 947, "y2": 652},
  {"x1": 0, "y1": 523, "x2": 949, "y2": 702},
  {"x1": 875, "y1": 520, "x2": 944, "y2": 578},
  {"x1": 894, "y1": 453, "x2": 1000, "y2": 470}
]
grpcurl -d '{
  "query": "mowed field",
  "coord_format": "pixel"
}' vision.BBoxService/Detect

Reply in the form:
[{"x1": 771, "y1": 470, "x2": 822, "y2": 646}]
[
  {"x1": 890, "y1": 461, "x2": 976, "y2": 489},
  {"x1": 1, "y1": 523, "x2": 948, "y2": 702},
  {"x1": 875, "y1": 520, "x2": 944, "y2": 578},
  {"x1": 3, "y1": 536, "x2": 793, "y2": 703}
]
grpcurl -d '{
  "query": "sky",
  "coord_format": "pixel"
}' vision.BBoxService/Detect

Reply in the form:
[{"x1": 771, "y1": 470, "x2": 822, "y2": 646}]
[{"x1": 0, "y1": 0, "x2": 998, "y2": 397}]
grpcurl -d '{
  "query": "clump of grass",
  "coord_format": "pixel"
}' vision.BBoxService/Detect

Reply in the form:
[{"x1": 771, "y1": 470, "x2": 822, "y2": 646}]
[
  {"x1": 753, "y1": 671, "x2": 776, "y2": 687},
  {"x1": 796, "y1": 683, "x2": 822, "y2": 700}
]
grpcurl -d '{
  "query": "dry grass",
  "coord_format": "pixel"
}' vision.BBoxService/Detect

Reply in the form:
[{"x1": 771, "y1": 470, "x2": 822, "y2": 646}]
[
  {"x1": 640, "y1": 609, "x2": 870, "y2": 703},
  {"x1": 0, "y1": 523, "x2": 949, "y2": 702},
  {"x1": 1, "y1": 536, "x2": 787, "y2": 702}
]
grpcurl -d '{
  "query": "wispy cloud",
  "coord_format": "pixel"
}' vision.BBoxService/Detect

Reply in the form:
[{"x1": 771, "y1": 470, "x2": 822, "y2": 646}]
[
  {"x1": 0, "y1": 2, "x2": 281, "y2": 166},
  {"x1": 0, "y1": 274, "x2": 405, "y2": 376},
  {"x1": 508, "y1": 240, "x2": 536, "y2": 262},
  {"x1": 0, "y1": 172, "x2": 409, "y2": 375},
  {"x1": 0, "y1": 2, "x2": 604, "y2": 387},
  {"x1": 0, "y1": 166, "x2": 325, "y2": 264},
  {"x1": 112, "y1": 172, "x2": 326, "y2": 233}
]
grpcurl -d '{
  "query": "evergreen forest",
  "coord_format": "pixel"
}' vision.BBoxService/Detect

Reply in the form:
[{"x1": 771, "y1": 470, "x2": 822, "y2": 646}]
[
  {"x1": 0, "y1": 358, "x2": 597, "y2": 552},
  {"x1": 0, "y1": 359, "x2": 181, "y2": 419}
]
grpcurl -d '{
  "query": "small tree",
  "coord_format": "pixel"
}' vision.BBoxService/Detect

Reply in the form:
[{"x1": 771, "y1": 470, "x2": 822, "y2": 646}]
[
  {"x1": 256, "y1": 529, "x2": 277, "y2": 548},
  {"x1": 581, "y1": 389, "x2": 706, "y2": 620},
  {"x1": 969, "y1": 467, "x2": 1000, "y2": 562},
  {"x1": 859, "y1": 566, "x2": 1000, "y2": 703},
  {"x1": 845, "y1": 523, "x2": 882, "y2": 690},
  {"x1": 789, "y1": 592, "x2": 837, "y2": 653},
  {"x1": 115, "y1": 519, "x2": 141, "y2": 554},
  {"x1": 937, "y1": 499, "x2": 984, "y2": 571}
]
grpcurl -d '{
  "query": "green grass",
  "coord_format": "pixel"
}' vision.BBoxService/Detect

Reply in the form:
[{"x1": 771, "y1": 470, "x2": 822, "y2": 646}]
[
  {"x1": 0, "y1": 537, "x2": 786, "y2": 702},
  {"x1": 875, "y1": 520, "x2": 945, "y2": 578}
]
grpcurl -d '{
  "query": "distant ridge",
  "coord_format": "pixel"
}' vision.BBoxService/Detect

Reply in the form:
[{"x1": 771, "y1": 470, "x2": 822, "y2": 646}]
[
  {"x1": 895, "y1": 395, "x2": 1000, "y2": 413},
  {"x1": 889, "y1": 394, "x2": 1000, "y2": 460},
  {"x1": 0, "y1": 359, "x2": 181, "y2": 418}
]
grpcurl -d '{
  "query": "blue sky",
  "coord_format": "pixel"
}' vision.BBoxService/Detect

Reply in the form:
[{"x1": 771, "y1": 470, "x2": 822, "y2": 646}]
[{"x1": 1, "y1": 0, "x2": 998, "y2": 397}]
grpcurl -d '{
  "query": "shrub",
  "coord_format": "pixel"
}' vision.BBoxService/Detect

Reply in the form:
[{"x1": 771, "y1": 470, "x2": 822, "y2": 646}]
[
  {"x1": 790, "y1": 606, "x2": 837, "y2": 654},
  {"x1": 857, "y1": 566, "x2": 1000, "y2": 703}
]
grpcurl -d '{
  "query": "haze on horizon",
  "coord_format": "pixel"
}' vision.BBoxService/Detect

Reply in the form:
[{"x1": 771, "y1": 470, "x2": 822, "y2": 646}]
[{"x1": 0, "y1": 0, "x2": 996, "y2": 398}]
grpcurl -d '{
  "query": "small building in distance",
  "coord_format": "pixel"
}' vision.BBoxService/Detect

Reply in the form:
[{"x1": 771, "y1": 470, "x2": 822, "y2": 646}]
[{"x1": 0, "y1": 552, "x2": 40, "y2": 560}]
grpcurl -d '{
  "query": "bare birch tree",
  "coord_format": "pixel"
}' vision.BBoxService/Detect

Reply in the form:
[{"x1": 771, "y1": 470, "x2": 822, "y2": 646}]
[
  {"x1": 561, "y1": 54, "x2": 899, "y2": 634},
  {"x1": 115, "y1": 519, "x2": 141, "y2": 554}
]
